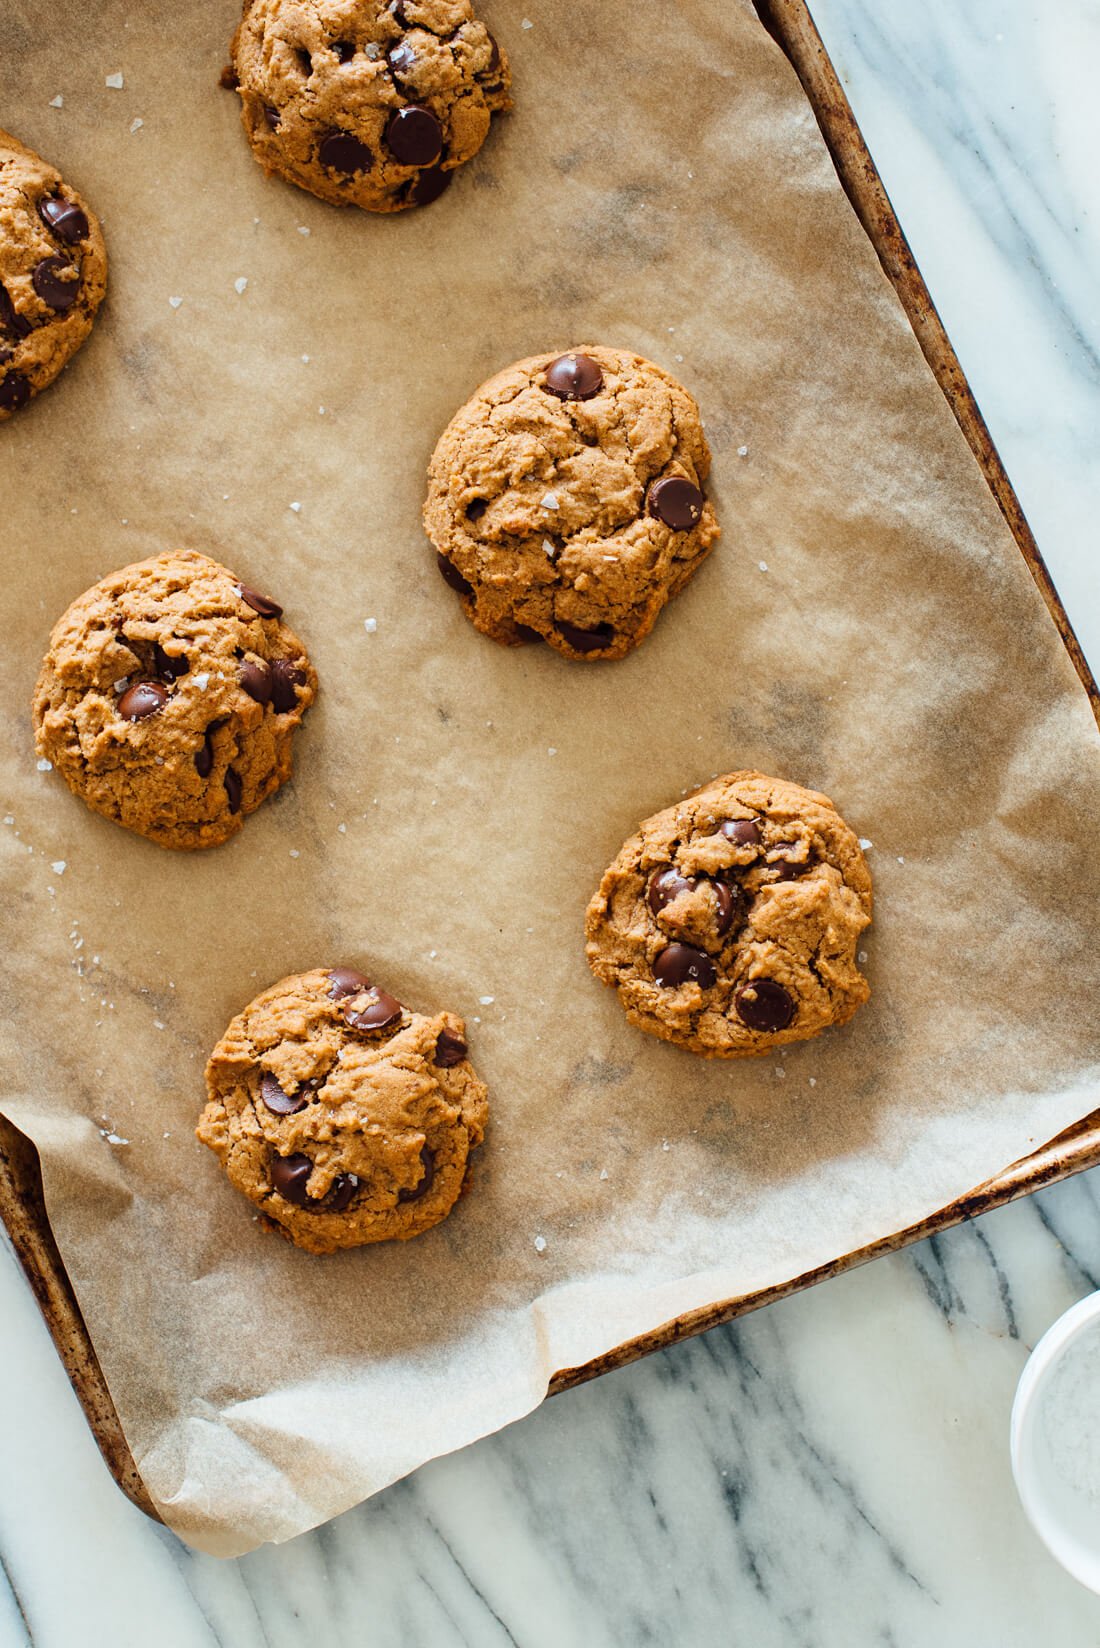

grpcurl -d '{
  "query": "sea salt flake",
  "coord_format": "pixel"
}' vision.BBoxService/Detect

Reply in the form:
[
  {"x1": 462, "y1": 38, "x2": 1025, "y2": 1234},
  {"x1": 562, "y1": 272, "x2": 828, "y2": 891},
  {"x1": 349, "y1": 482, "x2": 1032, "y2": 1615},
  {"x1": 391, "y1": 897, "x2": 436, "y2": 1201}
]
[
  {"x1": 297, "y1": 225, "x2": 310, "y2": 236},
  {"x1": 521, "y1": 17, "x2": 534, "y2": 28},
  {"x1": 661, "y1": 1139, "x2": 670, "y2": 1151},
  {"x1": 337, "y1": 823, "x2": 347, "y2": 834},
  {"x1": 533, "y1": 1235, "x2": 547, "y2": 1252},
  {"x1": 289, "y1": 500, "x2": 301, "y2": 512},
  {"x1": 479, "y1": 995, "x2": 495, "y2": 1006},
  {"x1": 36, "y1": 758, "x2": 53, "y2": 771},
  {"x1": 105, "y1": 72, "x2": 124, "y2": 89},
  {"x1": 234, "y1": 276, "x2": 248, "y2": 294},
  {"x1": 51, "y1": 860, "x2": 66, "y2": 875},
  {"x1": 599, "y1": 1169, "x2": 609, "y2": 1181},
  {"x1": 3, "y1": 816, "x2": 12, "y2": 826},
  {"x1": 129, "y1": 117, "x2": 143, "y2": 133},
  {"x1": 737, "y1": 445, "x2": 749, "y2": 457},
  {"x1": 776, "y1": 1067, "x2": 785, "y2": 1079},
  {"x1": 542, "y1": 538, "x2": 557, "y2": 559},
  {"x1": 858, "y1": 950, "x2": 868, "y2": 964},
  {"x1": 859, "y1": 837, "x2": 873, "y2": 850},
  {"x1": 897, "y1": 855, "x2": 905, "y2": 864},
  {"x1": 289, "y1": 848, "x2": 300, "y2": 859},
  {"x1": 100, "y1": 1129, "x2": 129, "y2": 1145},
  {"x1": 301, "y1": 354, "x2": 310, "y2": 363},
  {"x1": 759, "y1": 561, "x2": 768, "y2": 572},
  {"x1": 193, "y1": 671, "x2": 210, "y2": 690},
  {"x1": 363, "y1": 617, "x2": 377, "y2": 633},
  {"x1": 49, "y1": 94, "x2": 64, "y2": 108},
  {"x1": 153, "y1": 1020, "x2": 165, "y2": 1030},
  {"x1": 168, "y1": 295, "x2": 182, "y2": 308},
  {"x1": 548, "y1": 747, "x2": 557, "y2": 756},
  {"x1": 540, "y1": 491, "x2": 559, "y2": 510}
]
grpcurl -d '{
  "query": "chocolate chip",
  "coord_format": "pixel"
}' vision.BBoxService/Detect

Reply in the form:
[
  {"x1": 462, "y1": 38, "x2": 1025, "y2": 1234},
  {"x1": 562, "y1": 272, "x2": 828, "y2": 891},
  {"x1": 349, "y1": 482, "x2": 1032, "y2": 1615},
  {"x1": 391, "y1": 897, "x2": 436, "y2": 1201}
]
[
  {"x1": 465, "y1": 498, "x2": 487, "y2": 521},
  {"x1": 387, "y1": 40, "x2": 415, "y2": 78},
  {"x1": 543, "y1": 353, "x2": 603, "y2": 401},
  {"x1": 194, "y1": 729, "x2": 215, "y2": 777},
  {"x1": 219, "y1": 63, "x2": 240, "y2": 90},
  {"x1": 240, "y1": 657, "x2": 273, "y2": 705},
  {"x1": 555, "y1": 619, "x2": 614, "y2": 653},
  {"x1": 0, "y1": 372, "x2": 30, "y2": 413},
  {"x1": 224, "y1": 767, "x2": 243, "y2": 813},
  {"x1": 118, "y1": 679, "x2": 168, "y2": 721},
  {"x1": 38, "y1": 195, "x2": 89, "y2": 246},
  {"x1": 260, "y1": 1071, "x2": 308, "y2": 1115},
  {"x1": 385, "y1": 105, "x2": 443, "y2": 166},
  {"x1": 333, "y1": 39, "x2": 356, "y2": 61},
  {"x1": 647, "y1": 867, "x2": 698, "y2": 916},
  {"x1": 433, "y1": 1029, "x2": 467, "y2": 1068},
  {"x1": 236, "y1": 583, "x2": 283, "y2": 619},
  {"x1": 32, "y1": 255, "x2": 80, "y2": 312},
  {"x1": 397, "y1": 1144, "x2": 435, "y2": 1203},
  {"x1": 712, "y1": 882, "x2": 738, "y2": 936},
  {"x1": 653, "y1": 943, "x2": 717, "y2": 990},
  {"x1": 153, "y1": 642, "x2": 189, "y2": 681},
  {"x1": 0, "y1": 285, "x2": 32, "y2": 339},
  {"x1": 408, "y1": 164, "x2": 452, "y2": 207},
  {"x1": 721, "y1": 818, "x2": 761, "y2": 847},
  {"x1": 772, "y1": 855, "x2": 811, "y2": 882},
  {"x1": 319, "y1": 129, "x2": 373, "y2": 172},
  {"x1": 0, "y1": 347, "x2": 10, "y2": 364},
  {"x1": 270, "y1": 1153, "x2": 314, "y2": 1205},
  {"x1": 263, "y1": 104, "x2": 280, "y2": 129},
  {"x1": 437, "y1": 552, "x2": 472, "y2": 597},
  {"x1": 344, "y1": 986, "x2": 404, "y2": 1033},
  {"x1": 513, "y1": 624, "x2": 543, "y2": 644},
  {"x1": 270, "y1": 658, "x2": 305, "y2": 713},
  {"x1": 648, "y1": 476, "x2": 705, "y2": 531},
  {"x1": 735, "y1": 979, "x2": 795, "y2": 1032},
  {"x1": 486, "y1": 33, "x2": 501, "y2": 72},
  {"x1": 325, "y1": 1173, "x2": 359, "y2": 1213},
  {"x1": 328, "y1": 967, "x2": 372, "y2": 999}
]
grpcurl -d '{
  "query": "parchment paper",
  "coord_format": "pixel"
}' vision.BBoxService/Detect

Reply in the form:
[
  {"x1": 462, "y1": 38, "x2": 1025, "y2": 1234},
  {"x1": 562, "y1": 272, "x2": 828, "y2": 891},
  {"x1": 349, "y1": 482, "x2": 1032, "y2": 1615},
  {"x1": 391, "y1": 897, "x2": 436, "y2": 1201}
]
[{"x1": 2, "y1": 0, "x2": 1099, "y2": 1557}]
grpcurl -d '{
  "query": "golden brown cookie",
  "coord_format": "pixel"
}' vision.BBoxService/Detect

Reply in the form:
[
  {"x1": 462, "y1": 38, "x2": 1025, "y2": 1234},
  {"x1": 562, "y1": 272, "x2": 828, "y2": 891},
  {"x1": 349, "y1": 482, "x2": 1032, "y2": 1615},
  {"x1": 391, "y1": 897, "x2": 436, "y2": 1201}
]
[
  {"x1": 0, "y1": 128, "x2": 107, "y2": 418},
  {"x1": 226, "y1": 0, "x2": 510, "y2": 212},
  {"x1": 423, "y1": 347, "x2": 720, "y2": 660},
  {"x1": 198, "y1": 967, "x2": 488, "y2": 1253},
  {"x1": 32, "y1": 550, "x2": 316, "y2": 850},
  {"x1": 585, "y1": 772, "x2": 872, "y2": 1057}
]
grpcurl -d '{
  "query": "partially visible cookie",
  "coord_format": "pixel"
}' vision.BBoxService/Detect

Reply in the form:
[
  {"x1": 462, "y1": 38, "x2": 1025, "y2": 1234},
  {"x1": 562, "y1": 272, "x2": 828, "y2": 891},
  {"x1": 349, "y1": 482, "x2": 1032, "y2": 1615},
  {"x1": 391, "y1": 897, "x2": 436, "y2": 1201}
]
[
  {"x1": 0, "y1": 128, "x2": 107, "y2": 419},
  {"x1": 585, "y1": 772, "x2": 872, "y2": 1057},
  {"x1": 32, "y1": 550, "x2": 317, "y2": 850},
  {"x1": 226, "y1": 0, "x2": 511, "y2": 213},
  {"x1": 198, "y1": 967, "x2": 489, "y2": 1253},
  {"x1": 423, "y1": 347, "x2": 720, "y2": 661}
]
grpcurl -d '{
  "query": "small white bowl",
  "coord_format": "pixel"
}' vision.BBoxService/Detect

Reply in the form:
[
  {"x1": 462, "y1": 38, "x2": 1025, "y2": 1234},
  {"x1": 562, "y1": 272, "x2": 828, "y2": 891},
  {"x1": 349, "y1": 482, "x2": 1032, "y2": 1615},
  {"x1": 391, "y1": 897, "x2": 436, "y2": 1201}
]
[{"x1": 1011, "y1": 1290, "x2": 1100, "y2": 1591}]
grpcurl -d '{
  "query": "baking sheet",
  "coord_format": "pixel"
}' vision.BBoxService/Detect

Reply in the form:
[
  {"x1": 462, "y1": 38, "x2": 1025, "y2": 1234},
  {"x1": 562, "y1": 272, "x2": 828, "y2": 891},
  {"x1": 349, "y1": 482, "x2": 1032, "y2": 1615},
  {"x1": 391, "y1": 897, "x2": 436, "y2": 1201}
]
[{"x1": 2, "y1": 0, "x2": 1100, "y2": 1557}]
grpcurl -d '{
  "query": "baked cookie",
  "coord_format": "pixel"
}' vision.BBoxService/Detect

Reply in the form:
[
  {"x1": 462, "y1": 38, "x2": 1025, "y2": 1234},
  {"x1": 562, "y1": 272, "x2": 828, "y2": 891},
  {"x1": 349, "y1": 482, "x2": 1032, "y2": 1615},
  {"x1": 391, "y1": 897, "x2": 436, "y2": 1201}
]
[
  {"x1": 0, "y1": 128, "x2": 107, "y2": 418},
  {"x1": 226, "y1": 0, "x2": 510, "y2": 212},
  {"x1": 198, "y1": 967, "x2": 488, "y2": 1253},
  {"x1": 585, "y1": 772, "x2": 872, "y2": 1057},
  {"x1": 33, "y1": 550, "x2": 316, "y2": 850},
  {"x1": 423, "y1": 347, "x2": 720, "y2": 661}
]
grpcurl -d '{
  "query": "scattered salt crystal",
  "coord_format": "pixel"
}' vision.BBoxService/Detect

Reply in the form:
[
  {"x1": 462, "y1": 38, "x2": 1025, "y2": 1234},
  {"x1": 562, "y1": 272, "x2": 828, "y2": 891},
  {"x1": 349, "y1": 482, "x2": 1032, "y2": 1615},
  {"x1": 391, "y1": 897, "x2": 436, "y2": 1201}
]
[
  {"x1": 661, "y1": 1139, "x2": 670, "y2": 1151},
  {"x1": 51, "y1": 860, "x2": 66, "y2": 875},
  {"x1": 129, "y1": 117, "x2": 143, "y2": 133},
  {"x1": 363, "y1": 617, "x2": 377, "y2": 633},
  {"x1": 168, "y1": 295, "x2": 183, "y2": 311},
  {"x1": 675, "y1": 354, "x2": 684, "y2": 363},
  {"x1": 289, "y1": 500, "x2": 301, "y2": 512},
  {"x1": 337, "y1": 823, "x2": 347, "y2": 834},
  {"x1": 234, "y1": 276, "x2": 248, "y2": 294},
  {"x1": 897, "y1": 855, "x2": 905, "y2": 865},
  {"x1": 599, "y1": 1169, "x2": 609, "y2": 1181},
  {"x1": 858, "y1": 950, "x2": 868, "y2": 964},
  {"x1": 521, "y1": 16, "x2": 534, "y2": 28},
  {"x1": 3, "y1": 816, "x2": 12, "y2": 825},
  {"x1": 301, "y1": 354, "x2": 310, "y2": 363},
  {"x1": 479, "y1": 995, "x2": 494, "y2": 1006},
  {"x1": 100, "y1": 1129, "x2": 129, "y2": 1145},
  {"x1": 533, "y1": 1235, "x2": 547, "y2": 1252},
  {"x1": 36, "y1": 758, "x2": 52, "y2": 771},
  {"x1": 542, "y1": 538, "x2": 556, "y2": 559},
  {"x1": 737, "y1": 445, "x2": 749, "y2": 457},
  {"x1": 809, "y1": 1077, "x2": 817, "y2": 1088},
  {"x1": 49, "y1": 94, "x2": 64, "y2": 108},
  {"x1": 193, "y1": 671, "x2": 210, "y2": 690},
  {"x1": 289, "y1": 848, "x2": 300, "y2": 859},
  {"x1": 153, "y1": 1020, "x2": 165, "y2": 1030},
  {"x1": 776, "y1": 1067, "x2": 785, "y2": 1080},
  {"x1": 548, "y1": 747, "x2": 557, "y2": 756},
  {"x1": 105, "y1": 71, "x2": 124, "y2": 89},
  {"x1": 759, "y1": 561, "x2": 768, "y2": 572},
  {"x1": 297, "y1": 225, "x2": 310, "y2": 236},
  {"x1": 859, "y1": 837, "x2": 873, "y2": 850},
  {"x1": 540, "y1": 492, "x2": 559, "y2": 510},
  {"x1": 429, "y1": 949, "x2": 437, "y2": 958}
]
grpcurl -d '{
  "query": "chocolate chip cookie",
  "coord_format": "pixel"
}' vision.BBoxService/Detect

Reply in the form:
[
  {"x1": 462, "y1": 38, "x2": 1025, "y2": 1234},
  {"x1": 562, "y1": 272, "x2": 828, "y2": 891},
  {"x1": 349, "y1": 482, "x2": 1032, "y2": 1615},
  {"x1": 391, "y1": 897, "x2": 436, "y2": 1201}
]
[
  {"x1": 226, "y1": 0, "x2": 510, "y2": 212},
  {"x1": 33, "y1": 550, "x2": 316, "y2": 850},
  {"x1": 198, "y1": 967, "x2": 489, "y2": 1253},
  {"x1": 423, "y1": 347, "x2": 720, "y2": 660},
  {"x1": 586, "y1": 772, "x2": 872, "y2": 1056},
  {"x1": 0, "y1": 128, "x2": 107, "y2": 418}
]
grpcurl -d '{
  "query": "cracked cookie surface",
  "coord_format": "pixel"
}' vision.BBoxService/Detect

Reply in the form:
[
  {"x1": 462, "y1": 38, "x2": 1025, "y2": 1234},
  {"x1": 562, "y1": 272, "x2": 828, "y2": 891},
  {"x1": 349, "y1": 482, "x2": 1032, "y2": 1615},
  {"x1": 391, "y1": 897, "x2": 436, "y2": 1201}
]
[
  {"x1": 198, "y1": 967, "x2": 489, "y2": 1253},
  {"x1": 423, "y1": 346, "x2": 720, "y2": 661},
  {"x1": 0, "y1": 128, "x2": 107, "y2": 419},
  {"x1": 585, "y1": 772, "x2": 872, "y2": 1057},
  {"x1": 227, "y1": 0, "x2": 510, "y2": 212},
  {"x1": 32, "y1": 550, "x2": 317, "y2": 850}
]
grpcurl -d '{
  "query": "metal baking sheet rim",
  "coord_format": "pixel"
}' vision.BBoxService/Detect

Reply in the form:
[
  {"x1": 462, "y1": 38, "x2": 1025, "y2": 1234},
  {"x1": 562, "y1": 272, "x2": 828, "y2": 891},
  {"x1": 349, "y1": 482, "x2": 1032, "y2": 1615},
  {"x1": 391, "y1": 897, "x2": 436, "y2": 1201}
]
[{"x1": 1, "y1": 0, "x2": 1098, "y2": 1526}]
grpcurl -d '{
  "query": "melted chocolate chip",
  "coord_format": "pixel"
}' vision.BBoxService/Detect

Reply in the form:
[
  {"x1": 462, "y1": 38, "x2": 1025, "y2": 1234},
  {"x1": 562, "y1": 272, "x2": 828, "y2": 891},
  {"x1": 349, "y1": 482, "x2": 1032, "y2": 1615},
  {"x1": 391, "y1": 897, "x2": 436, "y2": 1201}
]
[
  {"x1": 38, "y1": 194, "x2": 89, "y2": 245},
  {"x1": 543, "y1": 353, "x2": 603, "y2": 401},
  {"x1": 239, "y1": 657, "x2": 273, "y2": 705},
  {"x1": 263, "y1": 104, "x2": 281, "y2": 130},
  {"x1": 721, "y1": 818, "x2": 762, "y2": 847},
  {"x1": 328, "y1": 967, "x2": 372, "y2": 999},
  {"x1": 0, "y1": 372, "x2": 30, "y2": 413},
  {"x1": 224, "y1": 767, "x2": 243, "y2": 813},
  {"x1": 219, "y1": 63, "x2": 241, "y2": 90},
  {"x1": 118, "y1": 679, "x2": 168, "y2": 721},
  {"x1": 555, "y1": 619, "x2": 614, "y2": 653},
  {"x1": 385, "y1": 105, "x2": 443, "y2": 166},
  {"x1": 437, "y1": 552, "x2": 473, "y2": 597},
  {"x1": 408, "y1": 165, "x2": 452, "y2": 207},
  {"x1": 260, "y1": 1070, "x2": 308, "y2": 1115},
  {"x1": 333, "y1": 39, "x2": 356, "y2": 61},
  {"x1": 270, "y1": 658, "x2": 305, "y2": 713},
  {"x1": 194, "y1": 729, "x2": 215, "y2": 777},
  {"x1": 325, "y1": 1173, "x2": 359, "y2": 1213},
  {"x1": 319, "y1": 129, "x2": 373, "y2": 173},
  {"x1": 653, "y1": 943, "x2": 717, "y2": 990},
  {"x1": 344, "y1": 986, "x2": 404, "y2": 1033},
  {"x1": 32, "y1": 255, "x2": 80, "y2": 312},
  {"x1": 433, "y1": 1029, "x2": 467, "y2": 1068},
  {"x1": 237, "y1": 583, "x2": 283, "y2": 619},
  {"x1": 387, "y1": 39, "x2": 416, "y2": 78},
  {"x1": 0, "y1": 285, "x2": 32, "y2": 339},
  {"x1": 153, "y1": 642, "x2": 189, "y2": 681},
  {"x1": 735, "y1": 979, "x2": 795, "y2": 1032},
  {"x1": 712, "y1": 882, "x2": 739, "y2": 937},
  {"x1": 647, "y1": 867, "x2": 698, "y2": 916},
  {"x1": 486, "y1": 33, "x2": 501, "y2": 72},
  {"x1": 397, "y1": 1144, "x2": 435, "y2": 1203},
  {"x1": 647, "y1": 476, "x2": 705, "y2": 531},
  {"x1": 270, "y1": 1153, "x2": 314, "y2": 1205},
  {"x1": 465, "y1": 498, "x2": 487, "y2": 521},
  {"x1": 513, "y1": 623, "x2": 543, "y2": 644}
]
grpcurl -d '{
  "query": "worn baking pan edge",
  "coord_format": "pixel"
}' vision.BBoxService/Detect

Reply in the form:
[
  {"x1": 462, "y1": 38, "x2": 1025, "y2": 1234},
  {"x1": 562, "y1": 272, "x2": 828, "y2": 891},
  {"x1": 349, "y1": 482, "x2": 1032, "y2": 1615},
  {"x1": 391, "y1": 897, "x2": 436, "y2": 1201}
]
[{"x1": 2, "y1": 0, "x2": 1099, "y2": 1525}]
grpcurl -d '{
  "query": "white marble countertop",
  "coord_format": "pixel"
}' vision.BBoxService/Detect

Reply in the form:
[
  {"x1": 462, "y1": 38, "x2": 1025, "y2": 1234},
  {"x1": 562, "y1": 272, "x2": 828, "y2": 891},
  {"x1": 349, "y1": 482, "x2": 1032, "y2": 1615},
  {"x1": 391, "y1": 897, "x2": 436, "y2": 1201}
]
[{"x1": 4, "y1": 1, "x2": 1100, "y2": 1642}]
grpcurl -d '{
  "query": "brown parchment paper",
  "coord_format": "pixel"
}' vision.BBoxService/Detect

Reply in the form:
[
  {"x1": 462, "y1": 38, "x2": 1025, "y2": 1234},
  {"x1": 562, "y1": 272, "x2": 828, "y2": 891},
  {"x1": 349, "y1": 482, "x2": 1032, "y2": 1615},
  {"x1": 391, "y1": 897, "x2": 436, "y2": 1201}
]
[{"x1": 2, "y1": 0, "x2": 1099, "y2": 1557}]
